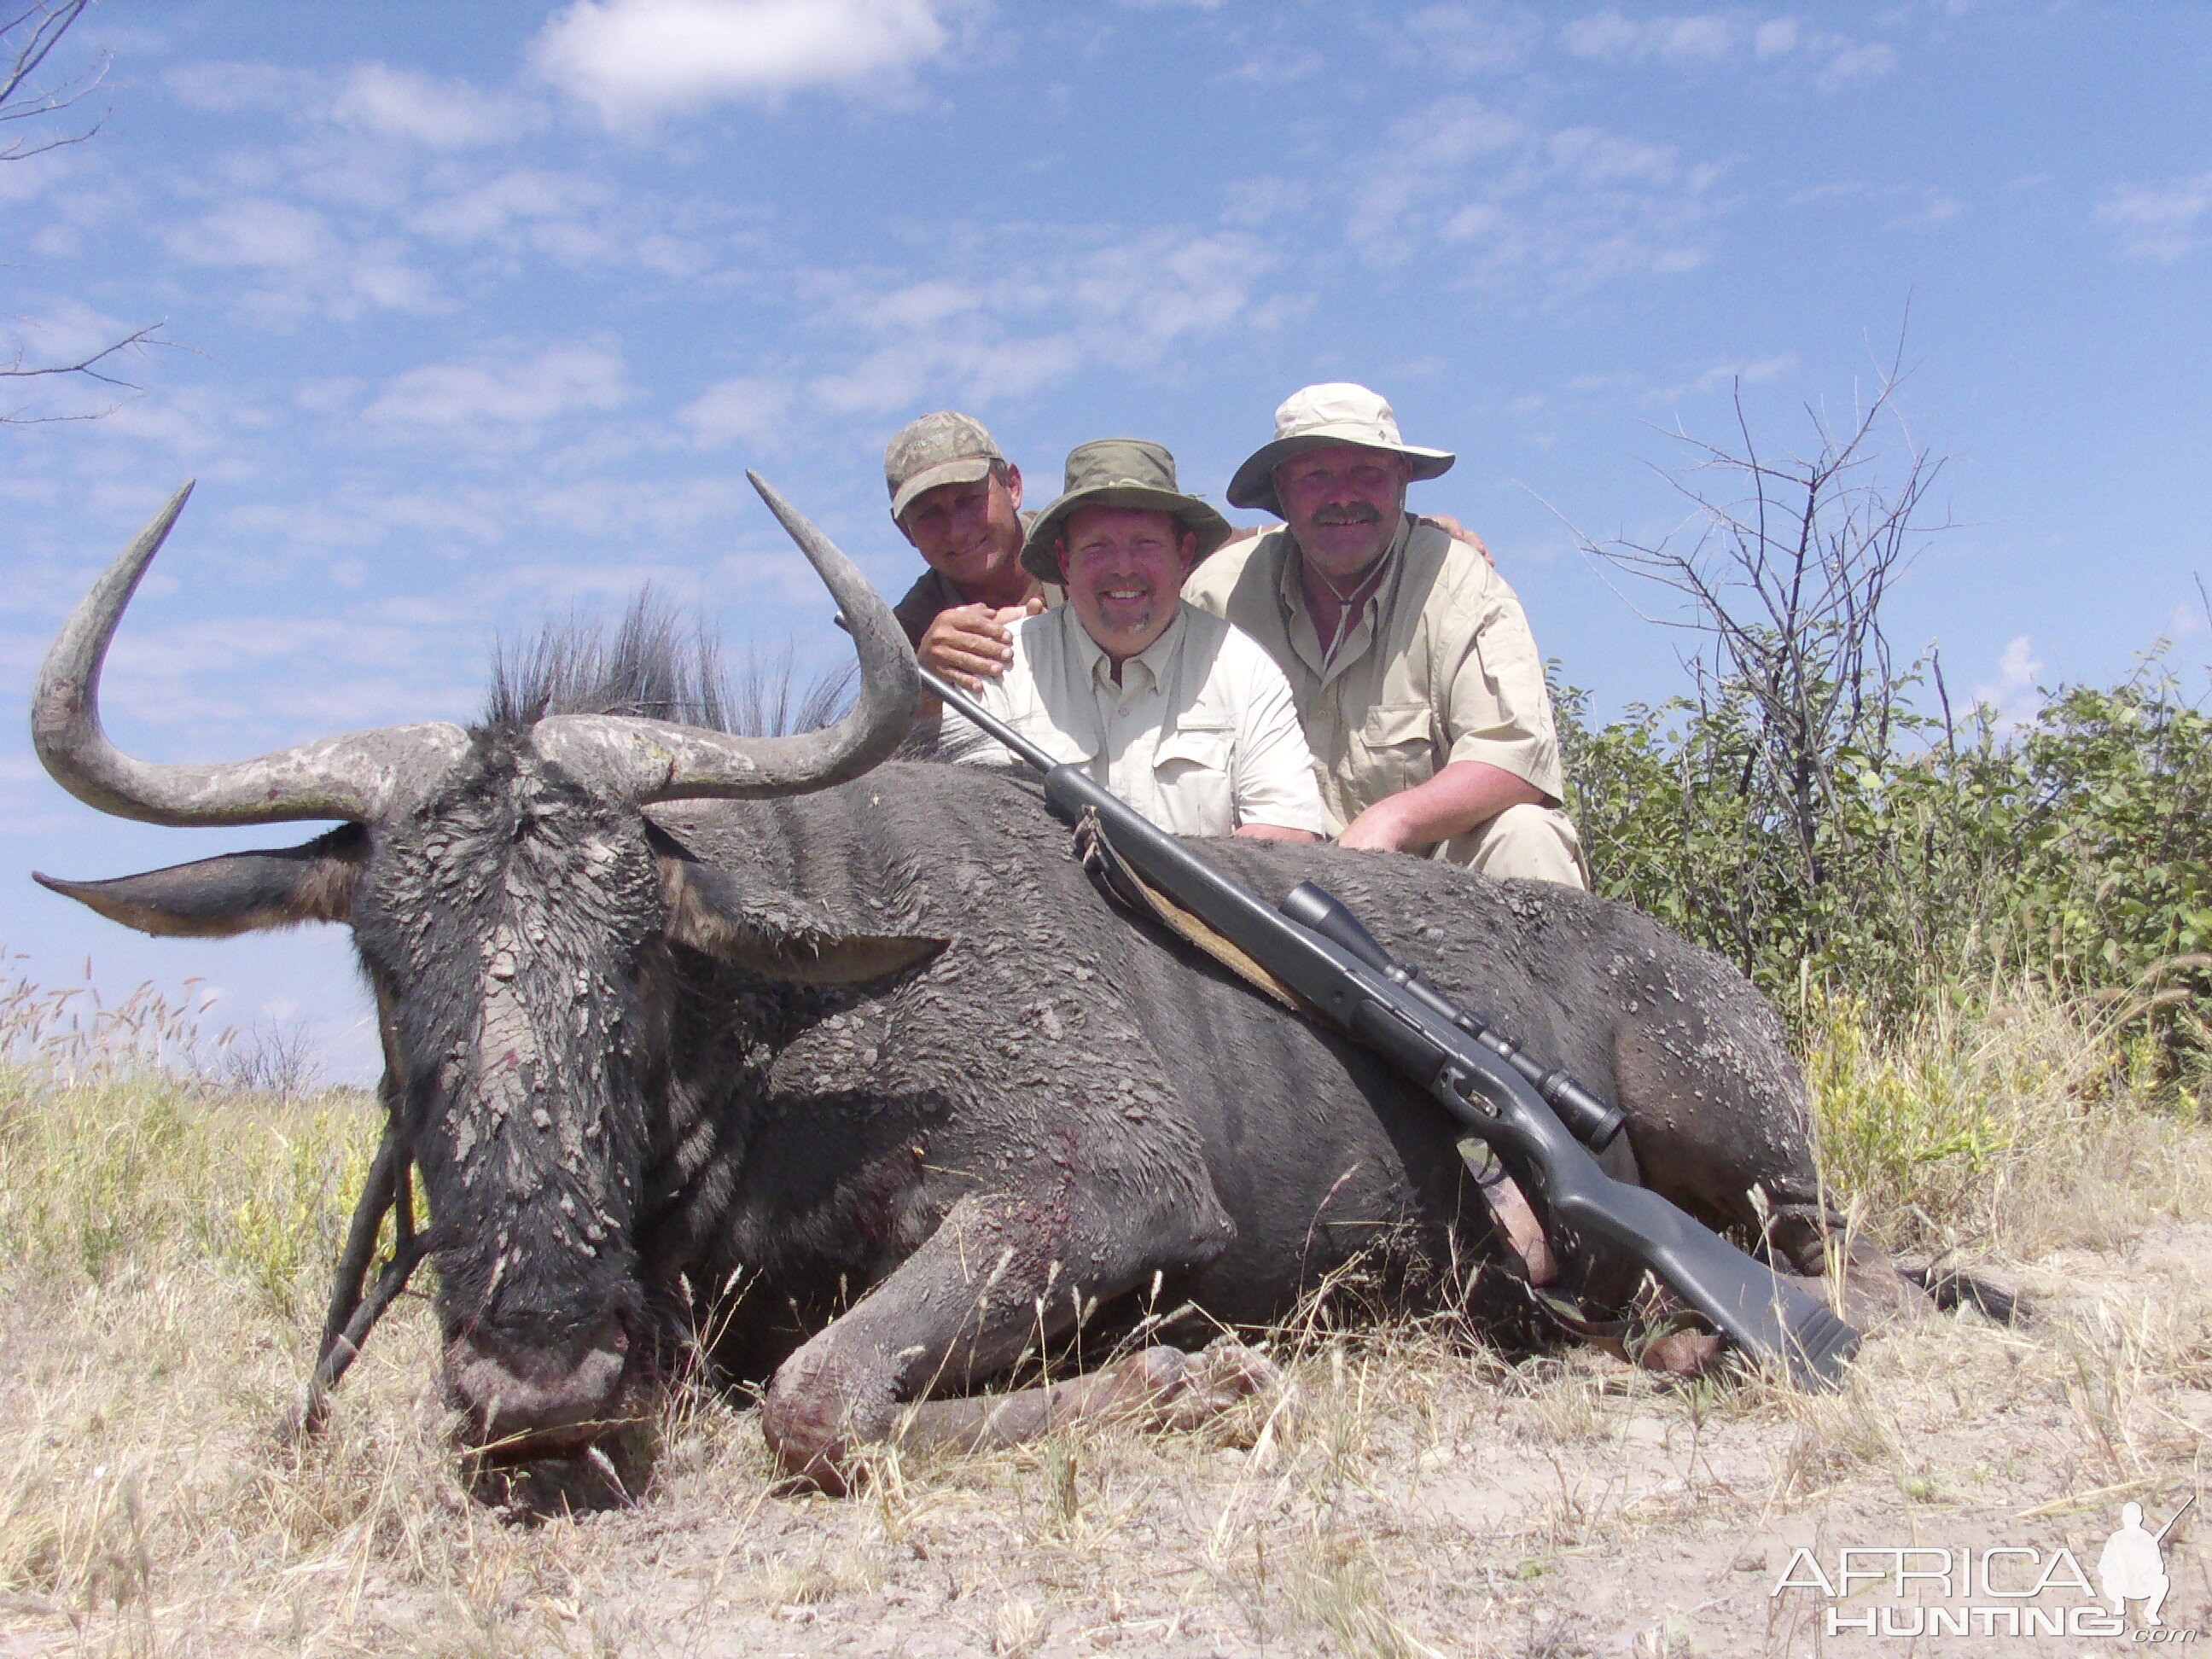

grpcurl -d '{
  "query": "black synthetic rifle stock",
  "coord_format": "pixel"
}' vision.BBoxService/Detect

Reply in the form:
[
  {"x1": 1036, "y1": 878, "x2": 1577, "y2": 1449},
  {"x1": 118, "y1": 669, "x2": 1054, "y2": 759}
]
[{"x1": 918, "y1": 664, "x2": 1860, "y2": 1389}]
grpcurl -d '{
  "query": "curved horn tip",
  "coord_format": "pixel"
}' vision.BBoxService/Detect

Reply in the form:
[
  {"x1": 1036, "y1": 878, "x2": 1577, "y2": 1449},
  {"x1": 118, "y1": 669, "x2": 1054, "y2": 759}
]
[{"x1": 151, "y1": 478, "x2": 197, "y2": 529}]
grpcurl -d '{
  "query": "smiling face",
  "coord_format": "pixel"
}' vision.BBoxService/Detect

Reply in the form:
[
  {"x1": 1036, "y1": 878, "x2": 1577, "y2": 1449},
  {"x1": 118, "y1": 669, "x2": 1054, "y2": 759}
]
[
  {"x1": 1055, "y1": 504, "x2": 1198, "y2": 663},
  {"x1": 1274, "y1": 444, "x2": 1412, "y2": 583},
  {"x1": 895, "y1": 463, "x2": 1028, "y2": 604}
]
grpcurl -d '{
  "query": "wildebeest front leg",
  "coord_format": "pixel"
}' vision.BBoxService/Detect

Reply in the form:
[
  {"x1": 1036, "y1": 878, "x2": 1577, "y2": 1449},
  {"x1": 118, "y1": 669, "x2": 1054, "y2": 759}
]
[{"x1": 760, "y1": 1190, "x2": 1263, "y2": 1488}]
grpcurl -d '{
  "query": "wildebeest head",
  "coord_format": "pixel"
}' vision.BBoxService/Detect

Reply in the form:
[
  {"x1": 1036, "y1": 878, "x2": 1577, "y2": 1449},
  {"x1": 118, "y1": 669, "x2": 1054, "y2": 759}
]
[{"x1": 30, "y1": 476, "x2": 928, "y2": 1478}]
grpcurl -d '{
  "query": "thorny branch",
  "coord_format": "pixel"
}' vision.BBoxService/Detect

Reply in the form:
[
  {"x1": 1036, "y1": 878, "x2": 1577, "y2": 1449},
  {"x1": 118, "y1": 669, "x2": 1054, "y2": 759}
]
[{"x1": 1578, "y1": 332, "x2": 1953, "y2": 889}]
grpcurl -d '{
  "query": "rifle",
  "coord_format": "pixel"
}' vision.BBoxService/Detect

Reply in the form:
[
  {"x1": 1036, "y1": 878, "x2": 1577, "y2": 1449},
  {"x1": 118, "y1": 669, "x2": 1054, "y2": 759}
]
[{"x1": 917, "y1": 664, "x2": 1860, "y2": 1389}]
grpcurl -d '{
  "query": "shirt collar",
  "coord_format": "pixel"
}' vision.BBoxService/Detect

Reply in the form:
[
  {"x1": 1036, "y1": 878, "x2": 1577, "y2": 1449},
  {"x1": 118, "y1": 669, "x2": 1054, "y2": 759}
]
[
  {"x1": 1069, "y1": 600, "x2": 1188, "y2": 694},
  {"x1": 1274, "y1": 514, "x2": 1411, "y2": 678}
]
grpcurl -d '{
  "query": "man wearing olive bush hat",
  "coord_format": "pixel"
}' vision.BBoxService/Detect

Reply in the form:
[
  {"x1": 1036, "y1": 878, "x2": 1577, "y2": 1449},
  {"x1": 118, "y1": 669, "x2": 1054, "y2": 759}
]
[
  {"x1": 946, "y1": 439, "x2": 1326, "y2": 843},
  {"x1": 1184, "y1": 383, "x2": 1586, "y2": 887}
]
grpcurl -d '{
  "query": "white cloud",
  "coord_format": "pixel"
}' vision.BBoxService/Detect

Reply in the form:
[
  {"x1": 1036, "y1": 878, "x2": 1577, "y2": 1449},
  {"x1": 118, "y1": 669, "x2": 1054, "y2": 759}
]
[
  {"x1": 330, "y1": 63, "x2": 540, "y2": 149},
  {"x1": 1336, "y1": 96, "x2": 1732, "y2": 294},
  {"x1": 163, "y1": 197, "x2": 445, "y2": 321},
  {"x1": 1562, "y1": 11, "x2": 1736, "y2": 64},
  {"x1": 1642, "y1": 351, "x2": 1797, "y2": 404},
  {"x1": 1400, "y1": 5, "x2": 1543, "y2": 75},
  {"x1": 1973, "y1": 634, "x2": 2045, "y2": 735},
  {"x1": 362, "y1": 341, "x2": 633, "y2": 439},
  {"x1": 1558, "y1": 11, "x2": 1895, "y2": 84},
  {"x1": 1816, "y1": 40, "x2": 1896, "y2": 85},
  {"x1": 2097, "y1": 171, "x2": 2212, "y2": 262},
  {"x1": 406, "y1": 166, "x2": 617, "y2": 256},
  {"x1": 802, "y1": 228, "x2": 1272, "y2": 416},
  {"x1": 533, "y1": 0, "x2": 967, "y2": 123},
  {"x1": 683, "y1": 376, "x2": 796, "y2": 448}
]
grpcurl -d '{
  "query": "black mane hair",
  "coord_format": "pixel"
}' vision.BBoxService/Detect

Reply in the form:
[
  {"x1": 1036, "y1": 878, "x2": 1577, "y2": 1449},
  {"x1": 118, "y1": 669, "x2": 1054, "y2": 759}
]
[{"x1": 485, "y1": 591, "x2": 856, "y2": 738}]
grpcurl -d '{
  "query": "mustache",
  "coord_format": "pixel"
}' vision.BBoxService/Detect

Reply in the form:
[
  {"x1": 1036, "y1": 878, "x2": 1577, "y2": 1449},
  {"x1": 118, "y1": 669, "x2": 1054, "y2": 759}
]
[{"x1": 1311, "y1": 503, "x2": 1383, "y2": 526}]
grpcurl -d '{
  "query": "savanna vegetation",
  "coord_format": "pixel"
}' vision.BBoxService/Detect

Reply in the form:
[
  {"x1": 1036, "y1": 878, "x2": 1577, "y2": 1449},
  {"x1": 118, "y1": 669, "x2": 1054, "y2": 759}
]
[{"x1": 3, "y1": 367, "x2": 2208, "y2": 1653}]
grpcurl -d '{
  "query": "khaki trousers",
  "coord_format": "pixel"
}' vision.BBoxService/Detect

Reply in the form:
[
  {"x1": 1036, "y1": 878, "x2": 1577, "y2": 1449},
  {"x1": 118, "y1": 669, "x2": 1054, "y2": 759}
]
[{"x1": 1439, "y1": 802, "x2": 1589, "y2": 889}]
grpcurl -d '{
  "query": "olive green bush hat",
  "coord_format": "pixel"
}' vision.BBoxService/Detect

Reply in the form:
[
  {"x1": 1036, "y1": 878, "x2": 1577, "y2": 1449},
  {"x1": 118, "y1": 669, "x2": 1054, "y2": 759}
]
[
  {"x1": 1020, "y1": 439, "x2": 1233, "y2": 582},
  {"x1": 1226, "y1": 382, "x2": 1455, "y2": 518}
]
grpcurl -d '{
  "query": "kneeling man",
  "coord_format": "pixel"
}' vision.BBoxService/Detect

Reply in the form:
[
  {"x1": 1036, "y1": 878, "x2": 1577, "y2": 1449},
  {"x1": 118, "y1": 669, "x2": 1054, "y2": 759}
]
[
  {"x1": 1187, "y1": 383, "x2": 1586, "y2": 885},
  {"x1": 949, "y1": 439, "x2": 1325, "y2": 843}
]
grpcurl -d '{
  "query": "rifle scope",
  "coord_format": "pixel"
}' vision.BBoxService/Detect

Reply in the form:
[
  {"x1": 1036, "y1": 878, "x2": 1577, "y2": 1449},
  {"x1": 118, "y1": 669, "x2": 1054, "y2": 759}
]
[{"x1": 1279, "y1": 882, "x2": 1629, "y2": 1155}]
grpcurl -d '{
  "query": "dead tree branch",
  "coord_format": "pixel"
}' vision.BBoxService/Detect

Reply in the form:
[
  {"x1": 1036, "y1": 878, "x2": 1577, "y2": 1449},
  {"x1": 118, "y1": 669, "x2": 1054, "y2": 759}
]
[
  {"x1": 0, "y1": 1, "x2": 105, "y2": 161},
  {"x1": 1578, "y1": 332, "x2": 1953, "y2": 888},
  {"x1": 1, "y1": 1, "x2": 171, "y2": 424}
]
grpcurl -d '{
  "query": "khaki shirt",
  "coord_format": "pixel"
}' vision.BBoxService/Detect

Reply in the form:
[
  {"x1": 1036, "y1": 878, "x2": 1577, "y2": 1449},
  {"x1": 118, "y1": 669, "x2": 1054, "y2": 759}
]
[
  {"x1": 1182, "y1": 515, "x2": 1564, "y2": 840},
  {"x1": 946, "y1": 601, "x2": 1327, "y2": 839}
]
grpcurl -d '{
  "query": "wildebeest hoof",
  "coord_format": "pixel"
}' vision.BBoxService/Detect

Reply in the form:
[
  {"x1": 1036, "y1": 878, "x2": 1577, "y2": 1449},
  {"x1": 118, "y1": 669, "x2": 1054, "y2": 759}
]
[
  {"x1": 1154, "y1": 1339, "x2": 1283, "y2": 1433},
  {"x1": 1633, "y1": 1327, "x2": 1724, "y2": 1377}
]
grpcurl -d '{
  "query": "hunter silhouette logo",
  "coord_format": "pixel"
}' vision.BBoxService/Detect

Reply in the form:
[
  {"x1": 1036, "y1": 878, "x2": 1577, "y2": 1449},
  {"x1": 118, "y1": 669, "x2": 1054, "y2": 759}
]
[
  {"x1": 1773, "y1": 1495, "x2": 2200, "y2": 1639},
  {"x1": 2101, "y1": 1498, "x2": 2193, "y2": 1627}
]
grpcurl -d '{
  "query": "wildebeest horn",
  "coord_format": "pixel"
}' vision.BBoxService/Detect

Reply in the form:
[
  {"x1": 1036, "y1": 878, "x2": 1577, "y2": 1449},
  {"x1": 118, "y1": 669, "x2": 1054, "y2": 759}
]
[
  {"x1": 533, "y1": 473, "x2": 918, "y2": 803},
  {"x1": 32, "y1": 481, "x2": 470, "y2": 826}
]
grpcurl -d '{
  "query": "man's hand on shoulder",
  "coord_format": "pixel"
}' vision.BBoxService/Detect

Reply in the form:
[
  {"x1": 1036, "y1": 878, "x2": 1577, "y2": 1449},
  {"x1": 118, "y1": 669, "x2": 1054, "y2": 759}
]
[
  {"x1": 918, "y1": 597, "x2": 1043, "y2": 691},
  {"x1": 1419, "y1": 513, "x2": 1493, "y2": 567}
]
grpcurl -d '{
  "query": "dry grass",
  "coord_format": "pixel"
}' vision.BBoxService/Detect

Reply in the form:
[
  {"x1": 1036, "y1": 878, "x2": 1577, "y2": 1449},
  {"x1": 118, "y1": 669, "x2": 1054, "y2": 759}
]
[{"x1": 3, "y1": 964, "x2": 2210, "y2": 1656}]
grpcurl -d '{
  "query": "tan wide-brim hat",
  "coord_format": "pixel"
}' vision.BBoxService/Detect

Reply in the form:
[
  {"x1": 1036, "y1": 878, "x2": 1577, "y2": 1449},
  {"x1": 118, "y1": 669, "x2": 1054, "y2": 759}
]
[
  {"x1": 1021, "y1": 438, "x2": 1233, "y2": 583},
  {"x1": 1226, "y1": 382, "x2": 1455, "y2": 518}
]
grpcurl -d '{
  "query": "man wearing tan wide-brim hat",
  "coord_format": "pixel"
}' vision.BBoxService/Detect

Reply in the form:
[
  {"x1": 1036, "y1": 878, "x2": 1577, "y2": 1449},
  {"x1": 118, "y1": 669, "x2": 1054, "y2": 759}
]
[
  {"x1": 946, "y1": 438, "x2": 1326, "y2": 843},
  {"x1": 1185, "y1": 383, "x2": 1586, "y2": 886}
]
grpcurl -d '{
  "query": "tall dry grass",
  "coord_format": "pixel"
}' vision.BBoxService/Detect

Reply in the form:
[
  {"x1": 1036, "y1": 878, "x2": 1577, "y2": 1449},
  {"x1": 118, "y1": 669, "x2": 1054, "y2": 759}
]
[
  {"x1": 1, "y1": 958, "x2": 2207, "y2": 1656},
  {"x1": 1799, "y1": 977, "x2": 2212, "y2": 1262}
]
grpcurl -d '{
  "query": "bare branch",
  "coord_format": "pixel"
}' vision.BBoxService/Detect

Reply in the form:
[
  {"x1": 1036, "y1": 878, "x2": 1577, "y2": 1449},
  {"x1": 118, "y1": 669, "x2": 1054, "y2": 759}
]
[
  {"x1": 1569, "y1": 325, "x2": 1955, "y2": 890},
  {"x1": 1, "y1": 3, "x2": 170, "y2": 428},
  {"x1": 0, "y1": 0, "x2": 106, "y2": 162}
]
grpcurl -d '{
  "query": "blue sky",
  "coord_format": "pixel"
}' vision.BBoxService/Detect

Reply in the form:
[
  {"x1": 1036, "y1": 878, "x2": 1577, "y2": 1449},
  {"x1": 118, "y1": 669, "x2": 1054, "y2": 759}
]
[{"x1": 4, "y1": 0, "x2": 2208, "y2": 1080}]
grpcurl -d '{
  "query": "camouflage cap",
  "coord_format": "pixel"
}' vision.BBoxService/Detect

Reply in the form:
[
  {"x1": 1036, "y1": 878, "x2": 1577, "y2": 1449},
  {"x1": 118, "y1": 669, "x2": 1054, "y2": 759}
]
[{"x1": 885, "y1": 410, "x2": 1005, "y2": 521}]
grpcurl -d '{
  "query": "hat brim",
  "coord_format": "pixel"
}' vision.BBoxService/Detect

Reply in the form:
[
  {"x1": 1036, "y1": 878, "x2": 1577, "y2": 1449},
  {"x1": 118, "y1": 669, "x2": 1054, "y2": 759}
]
[
  {"x1": 1225, "y1": 432, "x2": 1455, "y2": 519},
  {"x1": 890, "y1": 455, "x2": 995, "y2": 521},
  {"x1": 1020, "y1": 486, "x2": 1234, "y2": 583}
]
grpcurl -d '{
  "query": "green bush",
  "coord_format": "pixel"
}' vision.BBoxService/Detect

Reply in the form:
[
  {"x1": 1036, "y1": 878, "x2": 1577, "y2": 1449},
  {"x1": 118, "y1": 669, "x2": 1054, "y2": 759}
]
[{"x1": 1558, "y1": 650, "x2": 2212, "y2": 1099}]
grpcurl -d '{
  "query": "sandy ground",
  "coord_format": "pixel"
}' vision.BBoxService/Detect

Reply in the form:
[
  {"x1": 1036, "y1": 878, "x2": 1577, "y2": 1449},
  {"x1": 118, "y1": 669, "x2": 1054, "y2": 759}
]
[{"x1": 3, "y1": 1198, "x2": 2207, "y2": 1659}]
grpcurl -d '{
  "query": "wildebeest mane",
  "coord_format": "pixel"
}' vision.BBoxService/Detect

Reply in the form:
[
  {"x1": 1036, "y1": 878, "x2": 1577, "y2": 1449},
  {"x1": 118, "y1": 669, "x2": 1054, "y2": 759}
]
[{"x1": 485, "y1": 592, "x2": 858, "y2": 738}]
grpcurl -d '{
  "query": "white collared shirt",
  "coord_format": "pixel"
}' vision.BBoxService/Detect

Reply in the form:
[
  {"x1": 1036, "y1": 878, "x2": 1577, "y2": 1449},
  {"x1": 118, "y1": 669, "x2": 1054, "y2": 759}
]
[{"x1": 947, "y1": 601, "x2": 1327, "y2": 839}]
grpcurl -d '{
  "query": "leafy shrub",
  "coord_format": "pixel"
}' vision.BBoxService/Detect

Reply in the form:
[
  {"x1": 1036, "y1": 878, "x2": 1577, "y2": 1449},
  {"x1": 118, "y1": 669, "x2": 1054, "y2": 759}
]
[{"x1": 1560, "y1": 649, "x2": 2212, "y2": 1100}]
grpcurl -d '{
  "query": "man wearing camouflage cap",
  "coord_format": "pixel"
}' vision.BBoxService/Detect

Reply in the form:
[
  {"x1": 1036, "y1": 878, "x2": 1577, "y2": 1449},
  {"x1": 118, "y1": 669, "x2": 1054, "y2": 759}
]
[
  {"x1": 884, "y1": 410, "x2": 1062, "y2": 696},
  {"x1": 1184, "y1": 383, "x2": 1586, "y2": 886},
  {"x1": 947, "y1": 439, "x2": 1325, "y2": 843}
]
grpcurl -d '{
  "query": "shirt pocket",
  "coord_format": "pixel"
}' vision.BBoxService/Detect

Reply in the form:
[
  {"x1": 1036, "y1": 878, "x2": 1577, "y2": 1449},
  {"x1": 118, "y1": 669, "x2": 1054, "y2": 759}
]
[
  {"x1": 1150, "y1": 722, "x2": 1237, "y2": 834},
  {"x1": 1351, "y1": 701, "x2": 1438, "y2": 801}
]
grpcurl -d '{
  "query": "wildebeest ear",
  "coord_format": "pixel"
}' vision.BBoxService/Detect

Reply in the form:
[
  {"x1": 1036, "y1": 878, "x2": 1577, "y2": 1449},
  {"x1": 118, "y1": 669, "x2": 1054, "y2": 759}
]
[
  {"x1": 32, "y1": 824, "x2": 368, "y2": 938},
  {"x1": 661, "y1": 856, "x2": 948, "y2": 987}
]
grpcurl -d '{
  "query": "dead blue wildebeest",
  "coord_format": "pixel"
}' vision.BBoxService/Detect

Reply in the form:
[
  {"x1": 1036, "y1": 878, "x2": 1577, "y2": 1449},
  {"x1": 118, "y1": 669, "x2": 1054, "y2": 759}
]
[{"x1": 32, "y1": 478, "x2": 1877, "y2": 1505}]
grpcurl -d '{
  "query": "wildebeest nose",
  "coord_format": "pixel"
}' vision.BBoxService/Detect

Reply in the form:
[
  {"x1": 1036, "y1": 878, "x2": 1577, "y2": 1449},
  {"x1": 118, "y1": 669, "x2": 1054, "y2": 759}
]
[{"x1": 446, "y1": 1313, "x2": 629, "y2": 1445}]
